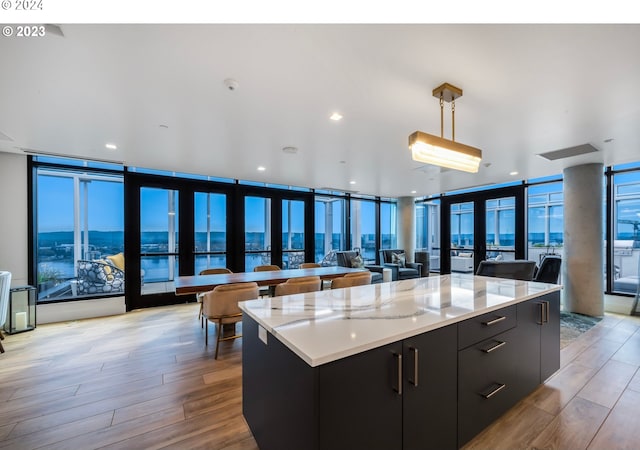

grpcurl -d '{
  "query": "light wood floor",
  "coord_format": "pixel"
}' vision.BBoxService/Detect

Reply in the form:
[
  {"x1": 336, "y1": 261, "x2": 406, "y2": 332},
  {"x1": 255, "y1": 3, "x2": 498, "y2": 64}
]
[{"x1": 0, "y1": 304, "x2": 639, "y2": 450}]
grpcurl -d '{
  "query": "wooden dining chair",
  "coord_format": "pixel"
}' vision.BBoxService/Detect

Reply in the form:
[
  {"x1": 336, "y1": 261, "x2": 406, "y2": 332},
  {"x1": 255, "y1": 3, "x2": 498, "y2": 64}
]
[
  {"x1": 197, "y1": 268, "x2": 233, "y2": 327},
  {"x1": 299, "y1": 262, "x2": 321, "y2": 269},
  {"x1": 274, "y1": 276, "x2": 322, "y2": 296},
  {"x1": 253, "y1": 265, "x2": 281, "y2": 272},
  {"x1": 201, "y1": 282, "x2": 259, "y2": 359},
  {"x1": 331, "y1": 271, "x2": 372, "y2": 289},
  {"x1": 254, "y1": 265, "x2": 281, "y2": 296}
]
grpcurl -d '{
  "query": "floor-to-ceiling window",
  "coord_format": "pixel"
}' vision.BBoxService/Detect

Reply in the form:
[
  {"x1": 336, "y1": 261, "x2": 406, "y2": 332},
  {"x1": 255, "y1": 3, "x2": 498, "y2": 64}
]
[
  {"x1": 416, "y1": 199, "x2": 441, "y2": 272},
  {"x1": 350, "y1": 198, "x2": 377, "y2": 264},
  {"x1": 33, "y1": 158, "x2": 124, "y2": 301},
  {"x1": 139, "y1": 187, "x2": 179, "y2": 295},
  {"x1": 282, "y1": 199, "x2": 305, "y2": 269},
  {"x1": 244, "y1": 196, "x2": 272, "y2": 272},
  {"x1": 380, "y1": 201, "x2": 398, "y2": 250},
  {"x1": 527, "y1": 179, "x2": 564, "y2": 264},
  {"x1": 314, "y1": 195, "x2": 346, "y2": 264},
  {"x1": 611, "y1": 163, "x2": 640, "y2": 294},
  {"x1": 193, "y1": 192, "x2": 227, "y2": 274}
]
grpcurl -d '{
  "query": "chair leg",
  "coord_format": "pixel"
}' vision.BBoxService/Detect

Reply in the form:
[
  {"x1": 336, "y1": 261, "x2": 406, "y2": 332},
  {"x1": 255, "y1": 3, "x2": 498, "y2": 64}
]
[
  {"x1": 214, "y1": 320, "x2": 223, "y2": 359},
  {"x1": 0, "y1": 330, "x2": 4, "y2": 340},
  {"x1": 204, "y1": 319, "x2": 208, "y2": 346},
  {"x1": 0, "y1": 340, "x2": 4, "y2": 353}
]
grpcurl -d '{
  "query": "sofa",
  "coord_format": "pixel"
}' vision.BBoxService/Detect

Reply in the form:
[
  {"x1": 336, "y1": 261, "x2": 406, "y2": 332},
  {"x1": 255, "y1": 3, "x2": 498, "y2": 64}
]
[
  {"x1": 379, "y1": 249, "x2": 422, "y2": 281},
  {"x1": 335, "y1": 251, "x2": 384, "y2": 284}
]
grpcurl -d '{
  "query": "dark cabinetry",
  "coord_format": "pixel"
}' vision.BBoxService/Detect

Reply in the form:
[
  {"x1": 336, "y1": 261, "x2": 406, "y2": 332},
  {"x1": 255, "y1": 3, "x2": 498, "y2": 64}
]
[
  {"x1": 458, "y1": 294, "x2": 560, "y2": 446},
  {"x1": 243, "y1": 315, "x2": 457, "y2": 450},
  {"x1": 516, "y1": 293, "x2": 561, "y2": 382},
  {"x1": 458, "y1": 307, "x2": 519, "y2": 446},
  {"x1": 319, "y1": 325, "x2": 458, "y2": 450},
  {"x1": 242, "y1": 291, "x2": 560, "y2": 450}
]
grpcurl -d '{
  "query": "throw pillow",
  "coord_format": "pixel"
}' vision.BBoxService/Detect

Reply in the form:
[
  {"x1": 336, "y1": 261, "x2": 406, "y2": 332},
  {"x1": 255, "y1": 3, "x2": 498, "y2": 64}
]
[
  {"x1": 350, "y1": 255, "x2": 364, "y2": 268},
  {"x1": 392, "y1": 252, "x2": 406, "y2": 268},
  {"x1": 107, "y1": 252, "x2": 125, "y2": 270}
]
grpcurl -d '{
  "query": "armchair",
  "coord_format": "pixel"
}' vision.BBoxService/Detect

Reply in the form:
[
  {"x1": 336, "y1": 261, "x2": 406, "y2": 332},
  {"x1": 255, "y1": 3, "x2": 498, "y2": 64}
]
[
  {"x1": 379, "y1": 249, "x2": 422, "y2": 281},
  {"x1": 334, "y1": 251, "x2": 384, "y2": 284},
  {"x1": 476, "y1": 260, "x2": 537, "y2": 281}
]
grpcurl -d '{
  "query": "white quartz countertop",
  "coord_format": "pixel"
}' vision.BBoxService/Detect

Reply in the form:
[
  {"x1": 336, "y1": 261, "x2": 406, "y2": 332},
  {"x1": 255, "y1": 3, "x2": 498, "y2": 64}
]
[{"x1": 239, "y1": 273, "x2": 561, "y2": 367}]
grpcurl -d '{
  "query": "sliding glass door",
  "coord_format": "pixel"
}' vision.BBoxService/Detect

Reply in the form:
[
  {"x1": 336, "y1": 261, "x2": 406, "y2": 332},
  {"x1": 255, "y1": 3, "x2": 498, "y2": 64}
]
[{"x1": 441, "y1": 186, "x2": 525, "y2": 274}]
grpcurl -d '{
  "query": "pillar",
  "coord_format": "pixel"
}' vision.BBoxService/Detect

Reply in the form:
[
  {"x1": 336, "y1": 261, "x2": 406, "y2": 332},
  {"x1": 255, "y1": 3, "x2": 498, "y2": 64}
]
[
  {"x1": 563, "y1": 163, "x2": 604, "y2": 316},
  {"x1": 398, "y1": 197, "x2": 416, "y2": 262}
]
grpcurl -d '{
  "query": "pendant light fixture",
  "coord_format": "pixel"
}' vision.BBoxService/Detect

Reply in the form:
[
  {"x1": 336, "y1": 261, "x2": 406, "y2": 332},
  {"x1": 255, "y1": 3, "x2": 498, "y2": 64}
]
[{"x1": 409, "y1": 82, "x2": 482, "y2": 173}]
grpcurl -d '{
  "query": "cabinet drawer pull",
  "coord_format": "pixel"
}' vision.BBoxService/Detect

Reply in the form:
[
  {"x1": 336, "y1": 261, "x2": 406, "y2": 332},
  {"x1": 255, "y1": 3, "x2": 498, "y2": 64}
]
[
  {"x1": 480, "y1": 383, "x2": 506, "y2": 399},
  {"x1": 409, "y1": 347, "x2": 419, "y2": 387},
  {"x1": 393, "y1": 353, "x2": 402, "y2": 395},
  {"x1": 482, "y1": 316, "x2": 507, "y2": 326},
  {"x1": 482, "y1": 340, "x2": 506, "y2": 353}
]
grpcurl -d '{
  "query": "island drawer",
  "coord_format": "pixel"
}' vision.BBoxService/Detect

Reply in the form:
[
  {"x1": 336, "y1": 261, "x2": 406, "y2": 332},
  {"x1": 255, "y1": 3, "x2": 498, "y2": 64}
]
[
  {"x1": 458, "y1": 327, "x2": 520, "y2": 446},
  {"x1": 458, "y1": 304, "x2": 516, "y2": 350}
]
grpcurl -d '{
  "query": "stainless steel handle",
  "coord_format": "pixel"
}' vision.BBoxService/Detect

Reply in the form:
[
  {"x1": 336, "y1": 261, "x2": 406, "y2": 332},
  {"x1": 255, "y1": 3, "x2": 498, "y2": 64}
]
[
  {"x1": 481, "y1": 383, "x2": 506, "y2": 399},
  {"x1": 482, "y1": 316, "x2": 507, "y2": 326},
  {"x1": 544, "y1": 300, "x2": 550, "y2": 324},
  {"x1": 537, "y1": 302, "x2": 544, "y2": 325},
  {"x1": 393, "y1": 353, "x2": 402, "y2": 395},
  {"x1": 408, "y1": 347, "x2": 419, "y2": 387},
  {"x1": 482, "y1": 340, "x2": 506, "y2": 353}
]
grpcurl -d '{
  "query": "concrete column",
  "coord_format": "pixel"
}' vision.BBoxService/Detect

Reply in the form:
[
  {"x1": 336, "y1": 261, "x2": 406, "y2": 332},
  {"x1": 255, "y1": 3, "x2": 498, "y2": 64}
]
[
  {"x1": 563, "y1": 163, "x2": 604, "y2": 316},
  {"x1": 398, "y1": 197, "x2": 416, "y2": 262}
]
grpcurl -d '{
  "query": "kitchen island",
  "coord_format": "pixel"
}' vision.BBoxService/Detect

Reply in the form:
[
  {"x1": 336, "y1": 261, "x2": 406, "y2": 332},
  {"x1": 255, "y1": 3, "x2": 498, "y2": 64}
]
[{"x1": 239, "y1": 274, "x2": 561, "y2": 450}]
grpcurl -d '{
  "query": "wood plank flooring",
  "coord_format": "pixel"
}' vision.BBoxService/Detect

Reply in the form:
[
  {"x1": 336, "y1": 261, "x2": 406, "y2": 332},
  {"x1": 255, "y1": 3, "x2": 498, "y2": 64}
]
[{"x1": 0, "y1": 304, "x2": 639, "y2": 449}]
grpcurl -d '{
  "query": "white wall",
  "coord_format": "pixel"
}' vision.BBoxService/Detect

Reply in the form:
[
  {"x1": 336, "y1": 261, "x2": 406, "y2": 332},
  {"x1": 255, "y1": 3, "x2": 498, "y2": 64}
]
[{"x1": 0, "y1": 152, "x2": 29, "y2": 287}]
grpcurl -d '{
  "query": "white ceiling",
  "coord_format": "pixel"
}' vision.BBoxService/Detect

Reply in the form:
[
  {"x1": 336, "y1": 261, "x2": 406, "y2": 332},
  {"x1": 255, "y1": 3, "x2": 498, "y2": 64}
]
[{"x1": 1, "y1": 24, "x2": 640, "y2": 197}]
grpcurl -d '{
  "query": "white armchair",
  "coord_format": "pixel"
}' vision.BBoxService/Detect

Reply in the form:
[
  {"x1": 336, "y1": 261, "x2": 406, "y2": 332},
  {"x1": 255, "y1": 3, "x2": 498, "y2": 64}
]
[{"x1": 0, "y1": 271, "x2": 12, "y2": 353}]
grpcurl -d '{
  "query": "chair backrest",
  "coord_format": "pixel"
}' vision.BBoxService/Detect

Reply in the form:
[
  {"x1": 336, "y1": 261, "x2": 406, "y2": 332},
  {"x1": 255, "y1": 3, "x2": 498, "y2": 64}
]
[
  {"x1": 275, "y1": 276, "x2": 321, "y2": 296},
  {"x1": 331, "y1": 271, "x2": 372, "y2": 289},
  {"x1": 202, "y1": 282, "x2": 259, "y2": 318},
  {"x1": 476, "y1": 260, "x2": 537, "y2": 281},
  {"x1": 335, "y1": 251, "x2": 358, "y2": 268},
  {"x1": 299, "y1": 262, "x2": 321, "y2": 269},
  {"x1": 0, "y1": 271, "x2": 12, "y2": 327},
  {"x1": 379, "y1": 249, "x2": 406, "y2": 264},
  {"x1": 534, "y1": 256, "x2": 562, "y2": 284},
  {"x1": 254, "y1": 265, "x2": 281, "y2": 272},
  {"x1": 199, "y1": 267, "x2": 232, "y2": 275}
]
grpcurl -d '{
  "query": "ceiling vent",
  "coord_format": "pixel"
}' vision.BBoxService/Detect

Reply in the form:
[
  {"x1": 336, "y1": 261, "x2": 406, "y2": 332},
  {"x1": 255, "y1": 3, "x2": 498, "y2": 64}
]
[
  {"x1": 537, "y1": 144, "x2": 598, "y2": 161},
  {"x1": 44, "y1": 24, "x2": 64, "y2": 37}
]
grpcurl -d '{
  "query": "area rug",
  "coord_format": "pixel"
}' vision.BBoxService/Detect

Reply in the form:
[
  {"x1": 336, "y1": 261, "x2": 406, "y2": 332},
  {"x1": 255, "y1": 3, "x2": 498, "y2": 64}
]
[{"x1": 560, "y1": 311, "x2": 602, "y2": 348}]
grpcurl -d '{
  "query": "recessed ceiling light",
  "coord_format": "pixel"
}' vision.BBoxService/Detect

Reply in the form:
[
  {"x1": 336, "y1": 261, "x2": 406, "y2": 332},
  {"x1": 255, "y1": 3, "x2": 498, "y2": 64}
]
[
  {"x1": 257, "y1": 166, "x2": 266, "y2": 171},
  {"x1": 330, "y1": 112, "x2": 343, "y2": 121},
  {"x1": 159, "y1": 124, "x2": 169, "y2": 129},
  {"x1": 510, "y1": 171, "x2": 519, "y2": 176},
  {"x1": 349, "y1": 180, "x2": 356, "y2": 185},
  {"x1": 604, "y1": 138, "x2": 614, "y2": 143},
  {"x1": 282, "y1": 146, "x2": 298, "y2": 154},
  {"x1": 105, "y1": 143, "x2": 117, "y2": 150},
  {"x1": 411, "y1": 190, "x2": 417, "y2": 194}
]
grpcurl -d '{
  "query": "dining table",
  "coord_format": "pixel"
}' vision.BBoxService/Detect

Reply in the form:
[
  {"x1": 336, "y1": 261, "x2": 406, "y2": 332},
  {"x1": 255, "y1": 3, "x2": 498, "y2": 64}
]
[{"x1": 174, "y1": 265, "x2": 368, "y2": 296}]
